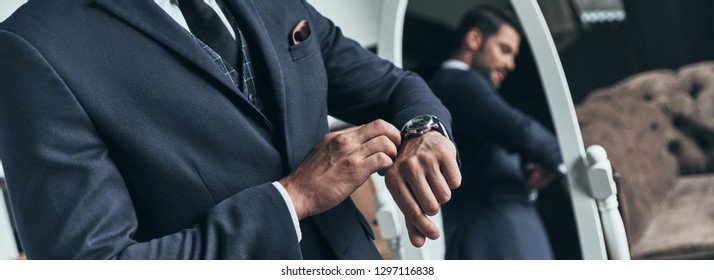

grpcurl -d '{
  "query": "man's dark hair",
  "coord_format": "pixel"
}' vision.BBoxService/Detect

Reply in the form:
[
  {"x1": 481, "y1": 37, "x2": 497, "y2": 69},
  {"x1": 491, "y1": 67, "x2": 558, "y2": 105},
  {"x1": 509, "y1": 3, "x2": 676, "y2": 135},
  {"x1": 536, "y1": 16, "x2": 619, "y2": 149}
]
[{"x1": 453, "y1": 4, "x2": 522, "y2": 52}]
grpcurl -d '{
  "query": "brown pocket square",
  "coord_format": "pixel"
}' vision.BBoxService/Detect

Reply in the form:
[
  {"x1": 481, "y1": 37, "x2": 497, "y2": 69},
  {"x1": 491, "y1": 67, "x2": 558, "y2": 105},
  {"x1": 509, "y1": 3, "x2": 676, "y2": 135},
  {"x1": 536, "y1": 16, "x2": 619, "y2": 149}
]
[{"x1": 290, "y1": 19, "x2": 311, "y2": 46}]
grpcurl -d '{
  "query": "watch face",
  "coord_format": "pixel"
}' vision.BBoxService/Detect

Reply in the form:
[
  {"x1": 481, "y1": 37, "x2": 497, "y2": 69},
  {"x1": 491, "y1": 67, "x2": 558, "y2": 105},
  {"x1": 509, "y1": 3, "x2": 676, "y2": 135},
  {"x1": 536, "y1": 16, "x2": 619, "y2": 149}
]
[
  {"x1": 406, "y1": 115, "x2": 433, "y2": 130},
  {"x1": 402, "y1": 115, "x2": 448, "y2": 140}
]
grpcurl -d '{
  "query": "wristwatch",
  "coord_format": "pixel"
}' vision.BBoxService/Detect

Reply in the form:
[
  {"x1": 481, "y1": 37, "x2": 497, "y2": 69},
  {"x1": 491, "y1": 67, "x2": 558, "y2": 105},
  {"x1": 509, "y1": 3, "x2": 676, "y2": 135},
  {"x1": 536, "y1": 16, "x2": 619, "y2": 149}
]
[{"x1": 400, "y1": 115, "x2": 449, "y2": 141}]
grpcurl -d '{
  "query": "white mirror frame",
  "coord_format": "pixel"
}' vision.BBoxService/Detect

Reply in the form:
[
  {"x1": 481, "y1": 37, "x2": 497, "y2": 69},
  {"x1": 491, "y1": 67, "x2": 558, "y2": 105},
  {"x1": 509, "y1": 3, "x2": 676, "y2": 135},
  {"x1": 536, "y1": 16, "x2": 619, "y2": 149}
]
[{"x1": 511, "y1": 0, "x2": 608, "y2": 259}]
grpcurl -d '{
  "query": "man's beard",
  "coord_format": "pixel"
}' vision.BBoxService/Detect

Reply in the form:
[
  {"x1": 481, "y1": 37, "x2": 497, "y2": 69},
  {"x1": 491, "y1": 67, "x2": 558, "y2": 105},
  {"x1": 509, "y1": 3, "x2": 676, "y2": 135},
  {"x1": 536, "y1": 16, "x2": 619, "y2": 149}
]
[
  {"x1": 473, "y1": 65, "x2": 501, "y2": 89},
  {"x1": 471, "y1": 56, "x2": 502, "y2": 89}
]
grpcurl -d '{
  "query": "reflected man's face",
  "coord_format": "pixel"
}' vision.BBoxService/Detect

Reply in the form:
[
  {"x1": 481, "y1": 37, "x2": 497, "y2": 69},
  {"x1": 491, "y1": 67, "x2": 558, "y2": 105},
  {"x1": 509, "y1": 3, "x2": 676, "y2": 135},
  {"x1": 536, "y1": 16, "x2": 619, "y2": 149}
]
[{"x1": 472, "y1": 24, "x2": 520, "y2": 89}]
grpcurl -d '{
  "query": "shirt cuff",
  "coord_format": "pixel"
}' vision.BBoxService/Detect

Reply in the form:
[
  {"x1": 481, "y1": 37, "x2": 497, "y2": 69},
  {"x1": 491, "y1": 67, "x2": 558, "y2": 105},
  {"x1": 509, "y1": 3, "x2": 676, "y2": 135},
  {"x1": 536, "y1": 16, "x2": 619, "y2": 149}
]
[
  {"x1": 272, "y1": 181, "x2": 302, "y2": 242},
  {"x1": 557, "y1": 163, "x2": 568, "y2": 177}
]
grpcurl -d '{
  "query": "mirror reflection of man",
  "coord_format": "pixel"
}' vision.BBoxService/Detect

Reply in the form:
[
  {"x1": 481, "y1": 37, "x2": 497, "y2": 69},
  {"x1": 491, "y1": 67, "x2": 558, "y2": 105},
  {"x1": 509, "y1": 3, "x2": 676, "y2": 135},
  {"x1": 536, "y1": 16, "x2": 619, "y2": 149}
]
[{"x1": 430, "y1": 4, "x2": 563, "y2": 259}]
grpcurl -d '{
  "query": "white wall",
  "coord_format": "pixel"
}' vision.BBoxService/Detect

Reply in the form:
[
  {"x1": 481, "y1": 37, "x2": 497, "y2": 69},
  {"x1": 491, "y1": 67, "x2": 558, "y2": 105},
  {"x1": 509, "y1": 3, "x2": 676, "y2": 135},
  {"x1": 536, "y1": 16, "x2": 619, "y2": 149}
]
[
  {"x1": 0, "y1": 0, "x2": 26, "y2": 22},
  {"x1": 308, "y1": 0, "x2": 381, "y2": 47}
]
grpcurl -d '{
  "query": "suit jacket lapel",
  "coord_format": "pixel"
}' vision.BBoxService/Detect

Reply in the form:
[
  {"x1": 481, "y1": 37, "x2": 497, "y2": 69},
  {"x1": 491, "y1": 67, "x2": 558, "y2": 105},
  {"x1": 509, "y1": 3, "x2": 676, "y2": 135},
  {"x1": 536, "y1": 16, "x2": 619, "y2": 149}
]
[{"x1": 93, "y1": 0, "x2": 272, "y2": 128}]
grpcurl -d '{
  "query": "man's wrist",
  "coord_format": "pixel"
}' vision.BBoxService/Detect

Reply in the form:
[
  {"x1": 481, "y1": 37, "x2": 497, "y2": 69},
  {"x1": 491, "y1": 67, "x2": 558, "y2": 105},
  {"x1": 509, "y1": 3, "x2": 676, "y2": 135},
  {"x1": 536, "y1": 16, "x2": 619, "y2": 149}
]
[
  {"x1": 277, "y1": 178, "x2": 307, "y2": 220},
  {"x1": 400, "y1": 114, "x2": 460, "y2": 167}
]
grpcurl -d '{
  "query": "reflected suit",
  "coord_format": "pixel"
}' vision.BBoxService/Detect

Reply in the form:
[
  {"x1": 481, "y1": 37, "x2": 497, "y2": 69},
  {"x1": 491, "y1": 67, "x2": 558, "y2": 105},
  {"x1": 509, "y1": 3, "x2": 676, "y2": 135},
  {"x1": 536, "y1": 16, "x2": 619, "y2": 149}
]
[{"x1": 430, "y1": 65, "x2": 560, "y2": 259}]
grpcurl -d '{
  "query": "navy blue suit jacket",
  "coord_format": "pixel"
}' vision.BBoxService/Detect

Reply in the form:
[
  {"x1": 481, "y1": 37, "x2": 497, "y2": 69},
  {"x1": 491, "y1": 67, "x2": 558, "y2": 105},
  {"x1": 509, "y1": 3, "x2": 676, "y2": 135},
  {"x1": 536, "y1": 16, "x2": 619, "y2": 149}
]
[
  {"x1": 0, "y1": 0, "x2": 451, "y2": 259},
  {"x1": 430, "y1": 67, "x2": 560, "y2": 259}
]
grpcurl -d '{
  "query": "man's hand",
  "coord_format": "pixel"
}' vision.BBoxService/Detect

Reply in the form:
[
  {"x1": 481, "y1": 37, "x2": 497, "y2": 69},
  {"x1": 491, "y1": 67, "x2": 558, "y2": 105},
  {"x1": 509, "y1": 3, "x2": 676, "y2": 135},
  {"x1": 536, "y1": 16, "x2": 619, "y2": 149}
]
[
  {"x1": 383, "y1": 131, "x2": 461, "y2": 247},
  {"x1": 524, "y1": 162, "x2": 558, "y2": 192},
  {"x1": 280, "y1": 120, "x2": 400, "y2": 220}
]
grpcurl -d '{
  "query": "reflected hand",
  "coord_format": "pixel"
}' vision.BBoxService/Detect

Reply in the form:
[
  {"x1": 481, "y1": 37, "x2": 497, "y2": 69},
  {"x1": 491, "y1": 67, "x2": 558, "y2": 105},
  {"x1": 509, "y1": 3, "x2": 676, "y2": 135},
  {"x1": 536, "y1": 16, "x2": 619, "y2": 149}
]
[{"x1": 525, "y1": 162, "x2": 558, "y2": 192}]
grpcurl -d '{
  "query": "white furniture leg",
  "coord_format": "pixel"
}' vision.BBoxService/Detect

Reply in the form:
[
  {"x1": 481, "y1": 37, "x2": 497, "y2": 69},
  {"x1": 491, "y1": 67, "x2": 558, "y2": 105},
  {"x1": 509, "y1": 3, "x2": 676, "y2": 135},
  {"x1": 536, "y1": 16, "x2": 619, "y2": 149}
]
[{"x1": 586, "y1": 145, "x2": 631, "y2": 260}]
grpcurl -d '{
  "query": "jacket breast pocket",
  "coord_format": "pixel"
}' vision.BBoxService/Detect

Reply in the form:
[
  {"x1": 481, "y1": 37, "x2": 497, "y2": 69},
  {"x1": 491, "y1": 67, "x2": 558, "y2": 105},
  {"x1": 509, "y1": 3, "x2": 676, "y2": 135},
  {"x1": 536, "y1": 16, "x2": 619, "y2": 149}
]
[{"x1": 288, "y1": 30, "x2": 319, "y2": 61}]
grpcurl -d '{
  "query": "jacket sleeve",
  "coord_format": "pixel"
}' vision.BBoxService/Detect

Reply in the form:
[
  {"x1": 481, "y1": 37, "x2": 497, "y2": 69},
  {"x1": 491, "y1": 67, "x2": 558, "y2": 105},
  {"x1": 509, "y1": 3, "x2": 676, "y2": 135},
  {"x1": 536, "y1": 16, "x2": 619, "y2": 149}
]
[
  {"x1": 0, "y1": 30, "x2": 301, "y2": 260},
  {"x1": 301, "y1": 1, "x2": 453, "y2": 132}
]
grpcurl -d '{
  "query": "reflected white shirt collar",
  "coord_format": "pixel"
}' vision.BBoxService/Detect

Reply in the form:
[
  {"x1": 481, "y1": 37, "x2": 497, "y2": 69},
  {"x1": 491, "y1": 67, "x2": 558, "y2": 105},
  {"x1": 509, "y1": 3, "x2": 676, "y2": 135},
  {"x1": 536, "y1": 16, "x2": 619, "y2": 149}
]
[{"x1": 441, "y1": 59, "x2": 470, "y2": 71}]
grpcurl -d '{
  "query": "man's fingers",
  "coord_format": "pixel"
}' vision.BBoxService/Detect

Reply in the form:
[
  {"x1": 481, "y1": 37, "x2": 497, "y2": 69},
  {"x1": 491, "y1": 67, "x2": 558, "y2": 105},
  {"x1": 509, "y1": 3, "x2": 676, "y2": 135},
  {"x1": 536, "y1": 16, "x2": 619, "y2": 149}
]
[
  {"x1": 406, "y1": 222, "x2": 426, "y2": 248},
  {"x1": 406, "y1": 216, "x2": 439, "y2": 246},
  {"x1": 353, "y1": 119, "x2": 401, "y2": 146},
  {"x1": 426, "y1": 169, "x2": 452, "y2": 204},
  {"x1": 385, "y1": 175, "x2": 440, "y2": 240},
  {"x1": 363, "y1": 152, "x2": 394, "y2": 175},
  {"x1": 362, "y1": 135, "x2": 398, "y2": 159},
  {"x1": 525, "y1": 162, "x2": 559, "y2": 189},
  {"x1": 329, "y1": 120, "x2": 400, "y2": 161},
  {"x1": 414, "y1": 213, "x2": 440, "y2": 241},
  {"x1": 386, "y1": 175, "x2": 425, "y2": 221},
  {"x1": 403, "y1": 172, "x2": 440, "y2": 216},
  {"x1": 440, "y1": 149, "x2": 461, "y2": 189},
  {"x1": 362, "y1": 135, "x2": 398, "y2": 175},
  {"x1": 385, "y1": 175, "x2": 422, "y2": 218}
]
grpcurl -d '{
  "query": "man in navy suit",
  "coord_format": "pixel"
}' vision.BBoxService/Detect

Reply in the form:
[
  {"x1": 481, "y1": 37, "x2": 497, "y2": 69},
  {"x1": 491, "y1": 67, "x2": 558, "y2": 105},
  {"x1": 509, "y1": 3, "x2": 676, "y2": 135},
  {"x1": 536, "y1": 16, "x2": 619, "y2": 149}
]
[
  {"x1": 430, "y1": 5, "x2": 563, "y2": 259},
  {"x1": 0, "y1": 0, "x2": 460, "y2": 259}
]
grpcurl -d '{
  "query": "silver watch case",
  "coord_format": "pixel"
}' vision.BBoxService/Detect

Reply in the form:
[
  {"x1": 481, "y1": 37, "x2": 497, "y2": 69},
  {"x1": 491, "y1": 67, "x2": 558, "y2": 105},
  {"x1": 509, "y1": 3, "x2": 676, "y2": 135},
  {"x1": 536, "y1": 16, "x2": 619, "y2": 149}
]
[{"x1": 401, "y1": 115, "x2": 448, "y2": 140}]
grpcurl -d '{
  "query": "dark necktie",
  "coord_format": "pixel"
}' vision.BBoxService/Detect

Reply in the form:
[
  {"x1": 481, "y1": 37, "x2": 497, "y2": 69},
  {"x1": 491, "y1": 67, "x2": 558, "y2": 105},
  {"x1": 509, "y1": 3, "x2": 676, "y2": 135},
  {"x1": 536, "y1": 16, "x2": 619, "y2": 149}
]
[
  {"x1": 180, "y1": 0, "x2": 263, "y2": 111},
  {"x1": 178, "y1": 0, "x2": 239, "y2": 70}
]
